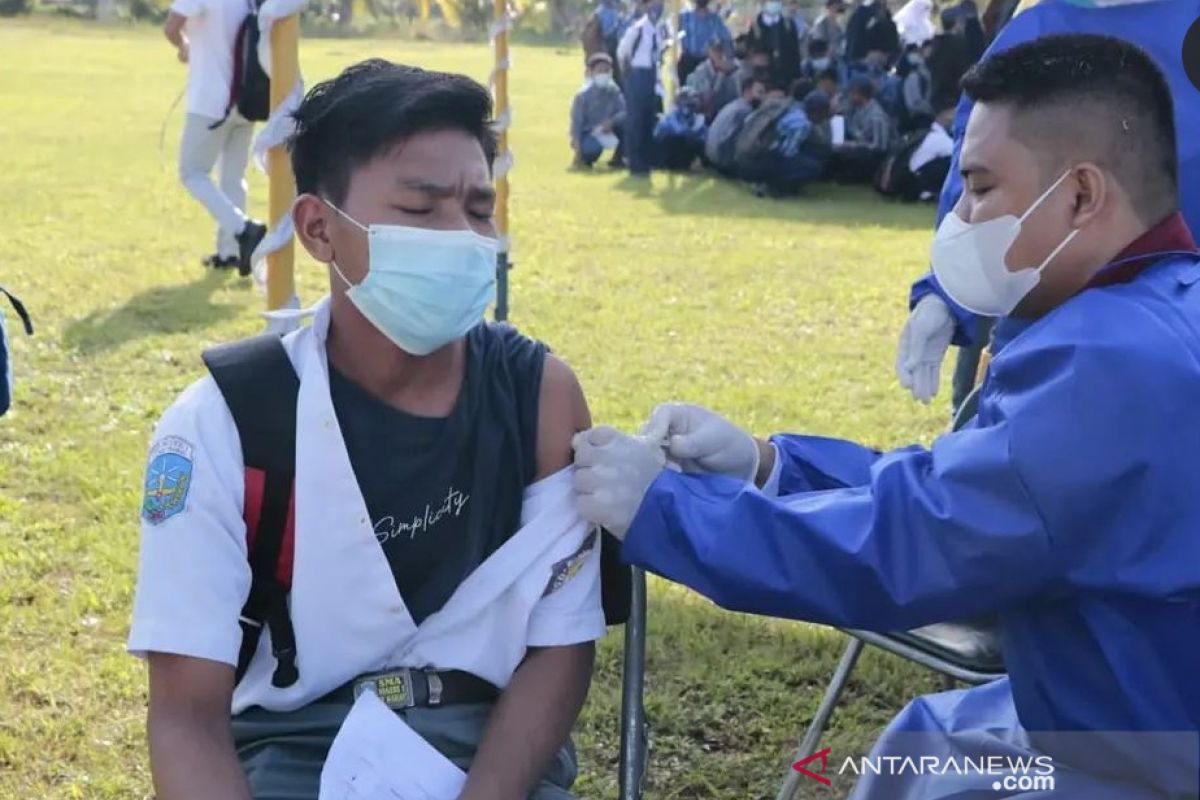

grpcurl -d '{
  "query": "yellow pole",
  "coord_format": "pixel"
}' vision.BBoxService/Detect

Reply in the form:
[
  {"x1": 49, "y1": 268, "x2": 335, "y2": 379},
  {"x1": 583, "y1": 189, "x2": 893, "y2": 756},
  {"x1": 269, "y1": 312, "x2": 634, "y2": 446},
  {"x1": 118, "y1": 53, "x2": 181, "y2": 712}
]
[
  {"x1": 492, "y1": 0, "x2": 512, "y2": 320},
  {"x1": 266, "y1": 14, "x2": 299, "y2": 311}
]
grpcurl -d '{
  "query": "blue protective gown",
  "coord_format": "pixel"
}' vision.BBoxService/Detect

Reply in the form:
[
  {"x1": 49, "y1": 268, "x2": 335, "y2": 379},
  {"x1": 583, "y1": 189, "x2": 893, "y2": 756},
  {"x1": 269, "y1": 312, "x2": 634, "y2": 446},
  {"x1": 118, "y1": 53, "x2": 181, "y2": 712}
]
[
  {"x1": 909, "y1": 0, "x2": 1200, "y2": 346},
  {"x1": 623, "y1": 255, "x2": 1200, "y2": 797}
]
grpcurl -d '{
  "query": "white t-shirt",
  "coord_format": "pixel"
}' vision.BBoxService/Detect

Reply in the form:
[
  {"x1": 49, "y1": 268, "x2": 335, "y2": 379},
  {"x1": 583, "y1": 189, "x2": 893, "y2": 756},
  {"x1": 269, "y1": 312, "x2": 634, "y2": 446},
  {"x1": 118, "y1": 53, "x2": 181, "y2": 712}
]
[{"x1": 172, "y1": 0, "x2": 249, "y2": 119}]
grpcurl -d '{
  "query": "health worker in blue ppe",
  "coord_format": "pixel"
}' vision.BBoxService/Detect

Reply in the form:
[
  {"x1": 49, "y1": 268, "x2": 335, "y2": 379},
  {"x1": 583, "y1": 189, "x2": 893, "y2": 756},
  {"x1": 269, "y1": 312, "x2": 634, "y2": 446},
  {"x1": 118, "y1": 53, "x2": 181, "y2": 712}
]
[
  {"x1": 573, "y1": 34, "x2": 1200, "y2": 799},
  {"x1": 896, "y1": 0, "x2": 1200, "y2": 409}
]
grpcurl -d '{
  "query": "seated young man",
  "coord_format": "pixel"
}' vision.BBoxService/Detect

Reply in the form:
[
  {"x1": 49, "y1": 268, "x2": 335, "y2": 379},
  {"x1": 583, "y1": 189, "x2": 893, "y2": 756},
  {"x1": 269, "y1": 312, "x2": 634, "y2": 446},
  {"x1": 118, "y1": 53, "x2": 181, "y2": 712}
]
[
  {"x1": 704, "y1": 75, "x2": 766, "y2": 175},
  {"x1": 653, "y1": 87, "x2": 708, "y2": 171},
  {"x1": 571, "y1": 53, "x2": 627, "y2": 169},
  {"x1": 685, "y1": 40, "x2": 740, "y2": 122},
  {"x1": 129, "y1": 60, "x2": 606, "y2": 800},
  {"x1": 831, "y1": 74, "x2": 895, "y2": 183}
]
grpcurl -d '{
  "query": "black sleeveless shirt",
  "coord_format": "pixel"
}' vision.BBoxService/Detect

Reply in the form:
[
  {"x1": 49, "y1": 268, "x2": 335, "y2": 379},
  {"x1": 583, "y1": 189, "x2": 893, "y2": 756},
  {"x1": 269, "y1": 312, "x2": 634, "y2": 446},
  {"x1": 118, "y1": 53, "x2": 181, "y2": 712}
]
[{"x1": 328, "y1": 324, "x2": 547, "y2": 626}]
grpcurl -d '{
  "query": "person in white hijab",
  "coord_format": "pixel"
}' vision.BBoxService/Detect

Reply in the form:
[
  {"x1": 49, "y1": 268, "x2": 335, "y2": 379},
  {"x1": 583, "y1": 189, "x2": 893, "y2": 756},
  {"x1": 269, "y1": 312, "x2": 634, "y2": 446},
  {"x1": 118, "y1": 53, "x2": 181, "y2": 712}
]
[{"x1": 893, "y1": 0, "x2": 935, "y2": 46}]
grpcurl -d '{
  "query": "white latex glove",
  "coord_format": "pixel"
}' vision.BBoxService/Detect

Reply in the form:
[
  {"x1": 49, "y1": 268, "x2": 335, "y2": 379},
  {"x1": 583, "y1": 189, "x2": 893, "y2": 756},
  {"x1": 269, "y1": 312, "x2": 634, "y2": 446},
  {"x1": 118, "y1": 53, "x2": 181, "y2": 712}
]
[
  {"x1": 641, "y1": 402, "x2": 759, "y2": 483},
  {"x1": 572, "y1": 427, "x2": 668, "y2": 539},
  {"x1": 896, "y1": 294, "x2": 956, "y2": 404}
]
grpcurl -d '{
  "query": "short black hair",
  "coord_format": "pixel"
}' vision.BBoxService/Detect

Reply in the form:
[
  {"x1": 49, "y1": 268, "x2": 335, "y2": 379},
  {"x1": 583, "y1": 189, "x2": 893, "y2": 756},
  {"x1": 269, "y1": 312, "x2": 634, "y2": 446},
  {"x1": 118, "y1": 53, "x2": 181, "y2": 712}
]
[
  {"x1": 808, "y1": 38, "x2": 829, "y2": 57},
  {"x1": 961, "y1": 34, "x2": 1178, "y2": 224},
  {"x1": 817, "y1": 67, "x2": 840, "y2": 84},
  {"x1": 290, "y1": 59, "x2": 497, "y2": 205},
  {"x1": 740, "y1": 75, "x2": 765, "y2": 94},
  {"x1": 790, "y1": 78, "x2": 814, "y2": 101}
]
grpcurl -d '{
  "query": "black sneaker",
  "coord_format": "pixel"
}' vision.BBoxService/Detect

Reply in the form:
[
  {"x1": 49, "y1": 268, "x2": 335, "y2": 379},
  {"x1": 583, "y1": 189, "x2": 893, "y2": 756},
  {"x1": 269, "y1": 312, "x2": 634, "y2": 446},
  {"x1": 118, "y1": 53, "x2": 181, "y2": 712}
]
[
  {"x1": 236, "y1": 220, "x2": 268, "y2": 277},
  {"x1": 202, "y1": 253, "x2": 239, "y2": 270}
]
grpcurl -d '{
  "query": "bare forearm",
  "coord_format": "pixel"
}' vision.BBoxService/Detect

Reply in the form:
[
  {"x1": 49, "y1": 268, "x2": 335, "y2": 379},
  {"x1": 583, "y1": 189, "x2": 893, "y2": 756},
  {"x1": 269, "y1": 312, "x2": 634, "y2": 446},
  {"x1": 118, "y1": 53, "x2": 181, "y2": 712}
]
[
  {"x1": 459, "y1": 644, "x2": 595, "y2": 800},
  {"x1": 163, "y1": 26, "x2": 185, "y2": 47},
  {"x1": 149, "y1": 712, "x2": 251, "y2": 800}
]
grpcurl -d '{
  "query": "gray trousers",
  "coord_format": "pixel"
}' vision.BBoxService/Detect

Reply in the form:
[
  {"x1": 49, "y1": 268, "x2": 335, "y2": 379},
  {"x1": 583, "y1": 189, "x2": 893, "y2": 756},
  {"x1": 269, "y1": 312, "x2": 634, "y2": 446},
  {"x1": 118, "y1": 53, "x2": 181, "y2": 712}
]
[
  {"x1": 178, "y1": 112, "x2": 253, "y2": 258},
  {"x1": 232, "y1": 697, "x2": 578, "y2": 800}
]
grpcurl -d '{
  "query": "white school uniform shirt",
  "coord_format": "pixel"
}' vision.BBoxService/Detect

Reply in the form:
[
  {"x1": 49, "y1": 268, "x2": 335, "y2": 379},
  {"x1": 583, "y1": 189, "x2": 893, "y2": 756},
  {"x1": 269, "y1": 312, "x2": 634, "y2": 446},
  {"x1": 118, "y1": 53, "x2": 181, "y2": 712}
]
[
  {"x1": 128, "y1": 297, "x2": 607, "y2": 714},
  {"x1": 618, "y1": 15, "x2": 666, "y2": 70},
  {"x1": 908, "y1": 120, "x2": 953, "y2": 174},
  {"x1": 170, "y1": 0, "x2": 248, "y2": 119}
]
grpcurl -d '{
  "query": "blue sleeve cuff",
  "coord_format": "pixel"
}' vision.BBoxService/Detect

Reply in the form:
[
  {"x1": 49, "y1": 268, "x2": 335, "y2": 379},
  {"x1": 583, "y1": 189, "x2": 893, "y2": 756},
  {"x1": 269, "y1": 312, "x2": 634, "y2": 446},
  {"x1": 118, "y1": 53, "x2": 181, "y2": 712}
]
[{"x1": 909, "y1": 274, "x2": 978, "y2": 347}]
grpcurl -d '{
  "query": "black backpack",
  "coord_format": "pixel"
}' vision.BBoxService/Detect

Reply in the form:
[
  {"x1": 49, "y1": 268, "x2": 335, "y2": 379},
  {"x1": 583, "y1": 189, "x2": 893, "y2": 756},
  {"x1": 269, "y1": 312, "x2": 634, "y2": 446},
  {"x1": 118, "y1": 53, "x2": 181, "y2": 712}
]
[
  {"x1": 210, "y1": 0, "x2": 271, "y2": 130},
  {"x1": 874, "y1": 129, "x2": 928, "y2": 199},
  {"x1": 202, "y1": 335, "x2": 632, "y2": 688}
]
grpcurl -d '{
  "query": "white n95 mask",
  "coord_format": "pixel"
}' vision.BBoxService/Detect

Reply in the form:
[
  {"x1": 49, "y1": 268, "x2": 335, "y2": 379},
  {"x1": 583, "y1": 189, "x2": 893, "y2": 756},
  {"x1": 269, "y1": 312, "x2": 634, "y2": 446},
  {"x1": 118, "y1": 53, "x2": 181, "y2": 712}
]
[
  {"x1": 930, "y1": 169, "x2": 1080, "y2": 317},
  {"x1": 326, "y1": 202, "x2": 498, "y2": 356}
]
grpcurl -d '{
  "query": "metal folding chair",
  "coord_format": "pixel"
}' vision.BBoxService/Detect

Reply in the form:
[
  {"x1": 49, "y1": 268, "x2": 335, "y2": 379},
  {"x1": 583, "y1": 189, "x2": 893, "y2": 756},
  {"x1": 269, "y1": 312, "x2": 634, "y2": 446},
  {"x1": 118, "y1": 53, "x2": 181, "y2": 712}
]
[
  {"x1": 599, "y1": 529, "x2": 648, "y2": 800},
  {"x1": 775, "y1": 386, "x2": 1002, "y2": 800},
  {"x1": 618, "y1": 567, "x2": 649, "y2": 800}
]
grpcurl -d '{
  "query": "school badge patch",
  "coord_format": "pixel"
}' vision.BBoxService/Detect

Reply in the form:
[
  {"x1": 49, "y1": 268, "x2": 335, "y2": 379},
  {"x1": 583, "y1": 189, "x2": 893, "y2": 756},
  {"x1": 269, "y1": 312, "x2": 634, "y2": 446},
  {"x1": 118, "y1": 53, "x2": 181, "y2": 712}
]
[
  {"x1": 543, "y1": 529, "x2": 598, "y2": 596},
  {"x1": 142, "y1": 435, "x2": 195, "y2": 525}
]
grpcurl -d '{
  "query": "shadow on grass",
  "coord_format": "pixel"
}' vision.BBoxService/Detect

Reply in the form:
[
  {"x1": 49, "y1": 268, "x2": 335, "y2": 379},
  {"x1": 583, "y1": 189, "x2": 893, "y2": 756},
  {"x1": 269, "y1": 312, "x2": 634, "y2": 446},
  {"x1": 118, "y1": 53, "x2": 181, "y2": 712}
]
[
  {"x1": 634, "y1": 169, "x2": 937, "y2": 231},
  {"x1": 63, "y1": 269, "x2": 242, "y2": 355}
]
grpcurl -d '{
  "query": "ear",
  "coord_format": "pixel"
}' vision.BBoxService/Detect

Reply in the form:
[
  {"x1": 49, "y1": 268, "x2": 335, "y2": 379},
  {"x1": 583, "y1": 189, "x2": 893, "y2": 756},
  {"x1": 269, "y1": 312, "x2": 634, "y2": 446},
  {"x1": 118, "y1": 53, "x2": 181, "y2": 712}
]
[
  {"x1": 293, "y1": 194, "x2": 334, "y2": 263},
  {"x1": 1069, "y1": 162, "x2": 1108, "y2": 230}
]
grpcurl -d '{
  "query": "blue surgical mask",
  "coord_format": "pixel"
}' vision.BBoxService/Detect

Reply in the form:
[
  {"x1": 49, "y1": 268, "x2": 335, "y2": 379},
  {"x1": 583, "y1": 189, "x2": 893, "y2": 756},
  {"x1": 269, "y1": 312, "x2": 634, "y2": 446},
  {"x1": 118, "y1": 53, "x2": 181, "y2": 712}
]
[
  {"x1": 326, "y1": 201, "x2": 498, "y2": 356},
  {"x1": 812, "y1": 56, "x2": 831, "y2": 70}
]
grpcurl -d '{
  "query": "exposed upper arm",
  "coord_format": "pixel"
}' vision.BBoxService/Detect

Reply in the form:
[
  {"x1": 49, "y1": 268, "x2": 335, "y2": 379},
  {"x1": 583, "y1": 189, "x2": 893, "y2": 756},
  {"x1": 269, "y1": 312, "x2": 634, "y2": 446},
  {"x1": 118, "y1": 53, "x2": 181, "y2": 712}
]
[
  {"x1": 535, "y1": 354, "x2": 591, "y2": 480},
  {"x1": 163, "y1": 10, "x2": 187, "y2": 36},
  {"x1": 148, "y1": 652, "x2": 234, "y2": 726}
]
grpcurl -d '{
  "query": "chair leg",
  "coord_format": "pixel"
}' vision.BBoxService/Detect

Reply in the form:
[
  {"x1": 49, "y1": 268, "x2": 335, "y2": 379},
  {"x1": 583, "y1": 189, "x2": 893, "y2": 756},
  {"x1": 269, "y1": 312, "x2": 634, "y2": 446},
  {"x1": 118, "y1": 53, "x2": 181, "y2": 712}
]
[
  {"x1": 619, "y1": 568, "x2": 648, "y2": 800},
  {"x1": 775, "y1": 636, "x2": 865, "y2": 800}
]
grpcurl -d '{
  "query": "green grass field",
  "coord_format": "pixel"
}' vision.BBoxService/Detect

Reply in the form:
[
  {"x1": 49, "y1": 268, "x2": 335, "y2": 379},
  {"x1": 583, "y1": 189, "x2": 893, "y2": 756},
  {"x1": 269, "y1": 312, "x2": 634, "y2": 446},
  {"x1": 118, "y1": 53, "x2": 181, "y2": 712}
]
[{"x1": 0, "y1": 18, "x2": 954, "y2": 799}]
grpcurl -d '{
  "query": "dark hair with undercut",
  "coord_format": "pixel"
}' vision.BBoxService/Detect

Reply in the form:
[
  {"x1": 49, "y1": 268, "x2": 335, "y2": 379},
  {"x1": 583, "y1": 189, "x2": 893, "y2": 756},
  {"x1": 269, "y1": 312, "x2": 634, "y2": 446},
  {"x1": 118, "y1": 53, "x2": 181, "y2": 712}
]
[
  {"x1": 960, "y1": 34, "x2": 1178, "y2": 224},
  {"x1": 289, "y1": 59, "x2": 497, "y2": 205}
]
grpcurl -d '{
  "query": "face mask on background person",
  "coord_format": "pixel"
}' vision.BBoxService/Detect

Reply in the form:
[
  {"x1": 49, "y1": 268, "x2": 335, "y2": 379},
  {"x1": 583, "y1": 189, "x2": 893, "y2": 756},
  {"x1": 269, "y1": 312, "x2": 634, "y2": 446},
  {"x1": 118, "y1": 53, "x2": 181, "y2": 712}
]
[
  {"x1": 593, "y1": 72, "x2": 614, "y2": 88},
  {"x1": 930, "y1": 169, "x2": 1080, "y2": 317},
  {"x1": 765, "y1": 1, "x2": 783, "y2": 15},
  {"x1": 325, "y1": 201, "x2": 498, "y2": 356},
  {"x1": 812, "y1": 56, "x2": 831, "y2": 70}
]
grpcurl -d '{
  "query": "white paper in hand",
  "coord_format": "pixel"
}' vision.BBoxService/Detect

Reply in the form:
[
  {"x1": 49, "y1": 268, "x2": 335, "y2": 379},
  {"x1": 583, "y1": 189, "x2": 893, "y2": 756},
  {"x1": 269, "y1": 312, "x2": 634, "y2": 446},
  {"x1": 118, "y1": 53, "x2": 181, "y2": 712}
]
[
  {"x1": 830, "y1": 115, "x2": 846, "y2": 146},
  {"x1": 319, "y1": 691, "x2": 467, "y2": 800},
  {"x1": 592, "y1": 126, "x2": 620, "y2": 151}
]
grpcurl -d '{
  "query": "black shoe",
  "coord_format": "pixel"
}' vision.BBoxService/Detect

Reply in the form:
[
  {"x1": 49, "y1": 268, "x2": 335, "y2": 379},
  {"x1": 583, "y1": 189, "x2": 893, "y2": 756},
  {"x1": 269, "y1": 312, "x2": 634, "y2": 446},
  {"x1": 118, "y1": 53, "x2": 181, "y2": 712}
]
[
  {"x1": 608, "y1": 156, "x2": 626, "y2": 169},
  {"x1": 236, "y1": 220, "x2": 268, "y2": 277},
  {"x1": 202, "y1": 253, "x2": 239, "y2": 269}
]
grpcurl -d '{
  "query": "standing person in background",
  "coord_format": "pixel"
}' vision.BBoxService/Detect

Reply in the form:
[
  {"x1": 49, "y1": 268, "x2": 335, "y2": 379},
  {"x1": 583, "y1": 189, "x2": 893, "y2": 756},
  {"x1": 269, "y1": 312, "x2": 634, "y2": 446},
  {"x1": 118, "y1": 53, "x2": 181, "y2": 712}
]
[
  {"x1": 809, "y1": 0, "x2": 846, "y2": 58},
  {"x1": 958, "y1": 0, "x2": 986, "y2": 63},
  {"x1": 841, "y1": 0, "x2": 873, "y2": 61},
  {"x1": 617, "y1": 0, "x2": 666, "y2": 178},
  {"x1": 581, "y1": 0, "x2": 626, "y2": 84},
  {"x1": 786, "y1": 0, "x2": 810, "y2": 56},
  {"x1": 747, "y1": 0, "x2": 803, "y2": 90},
  {"x1": 862, "y1": 0, "x2": 900, "y2": 63},
  {"x1": 686, "y1": 40, "x2": 741, "y2": 121},
  {"x1": 162, "y1": 0, "x2": 267, "y2": 276},
  {"x1": 898, "y1": 42, "x2": 933, "y2": 131},
  {"x1": 926, "y1": 5, "x2": 969, "y2": 110},
  {"x1": 677, "y1": 0, "x2": 733, "y2": 85},
  {"x1": 571, "y1": 53, "x2": 627, "y2": 169}
]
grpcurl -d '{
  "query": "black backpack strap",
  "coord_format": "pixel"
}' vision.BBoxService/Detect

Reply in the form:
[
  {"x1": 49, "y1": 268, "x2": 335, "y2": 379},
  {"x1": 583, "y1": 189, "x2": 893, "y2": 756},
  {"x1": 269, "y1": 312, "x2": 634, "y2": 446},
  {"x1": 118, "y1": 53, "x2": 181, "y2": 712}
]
[
  {"x1": 202, "y1": 334, "x2": 301, "y2": 688},
  {"x1": 0, "y1": 286, "x2": 33, "y2": 336}
]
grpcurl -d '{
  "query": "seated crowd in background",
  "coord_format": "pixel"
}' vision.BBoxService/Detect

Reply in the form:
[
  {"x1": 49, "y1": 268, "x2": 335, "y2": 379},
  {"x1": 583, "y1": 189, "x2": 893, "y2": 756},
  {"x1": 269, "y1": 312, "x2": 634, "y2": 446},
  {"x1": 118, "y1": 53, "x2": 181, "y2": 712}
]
[{"x1": 572, "y1": 0, "x2": 985, "y2": 199}]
